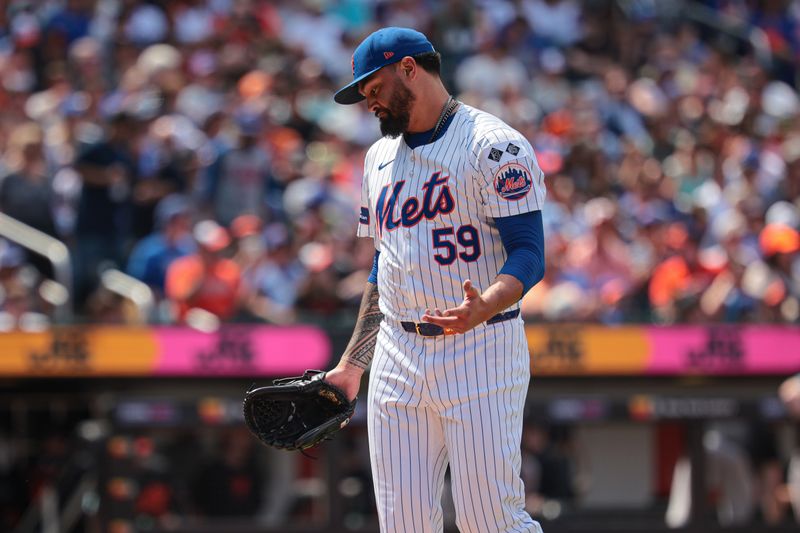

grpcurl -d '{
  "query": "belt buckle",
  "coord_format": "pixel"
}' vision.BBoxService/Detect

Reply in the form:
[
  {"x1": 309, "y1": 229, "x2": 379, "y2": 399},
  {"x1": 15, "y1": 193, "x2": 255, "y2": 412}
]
[{"x1": 415, "y1": 323, "x2": 424, "y2": 335}]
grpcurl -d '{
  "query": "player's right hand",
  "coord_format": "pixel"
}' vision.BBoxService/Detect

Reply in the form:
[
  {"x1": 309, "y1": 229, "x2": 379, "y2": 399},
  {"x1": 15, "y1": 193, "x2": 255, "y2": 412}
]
[
  {"x1": 324, "y1": 363, "x2": 363, "y2": 402},
  {"x1": 421, "y1": 279, "x2": 491, "y2": 334}
]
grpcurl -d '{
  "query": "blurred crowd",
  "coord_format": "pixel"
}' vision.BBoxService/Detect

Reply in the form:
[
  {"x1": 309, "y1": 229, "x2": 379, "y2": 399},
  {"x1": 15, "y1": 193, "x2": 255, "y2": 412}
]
[{"x1": 0, "y1": 0, "x2": 799, "y2": 328}]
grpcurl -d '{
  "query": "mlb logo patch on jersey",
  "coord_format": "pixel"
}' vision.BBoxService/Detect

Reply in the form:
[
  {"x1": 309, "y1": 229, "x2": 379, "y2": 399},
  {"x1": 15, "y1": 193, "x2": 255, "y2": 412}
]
[
  {"x1": 359, "y1": 207, "x2": 370, "y2": 225},
  {"x1": 506, "y1": 143, "x2": 520, "y2": 156},
  {"x1": 494, "y1": 162, "x2": 532, "y2": 201},
  {"x1": 488, "y1": 148, "x2": 503, "y2": 162}
]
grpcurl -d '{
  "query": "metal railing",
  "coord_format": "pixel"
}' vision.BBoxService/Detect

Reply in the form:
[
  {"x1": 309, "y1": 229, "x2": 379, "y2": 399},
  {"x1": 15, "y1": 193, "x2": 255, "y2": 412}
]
[
  {"x1": 0, "y1": 212, "x2": 72, "y2": 322},
  {"x1": 0, "y1": 213, "x2": 156, "y2": 324},
  {"x1": 100, "y1": 268, "x2": 155, "y2": 323}
]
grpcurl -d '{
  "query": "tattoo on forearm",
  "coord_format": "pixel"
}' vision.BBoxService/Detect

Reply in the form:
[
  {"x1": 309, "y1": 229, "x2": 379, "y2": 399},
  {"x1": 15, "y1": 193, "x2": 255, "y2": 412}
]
[{"x1": 342, "y1": 283, "x2": 383, "y2": 369}]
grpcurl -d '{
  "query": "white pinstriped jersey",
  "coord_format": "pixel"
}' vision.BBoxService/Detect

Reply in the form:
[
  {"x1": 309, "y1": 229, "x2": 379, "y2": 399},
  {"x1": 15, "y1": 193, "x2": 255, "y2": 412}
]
[
  {"x1": 357, "y1": 104, "x2": 546, "y2": 322},
  {"x1": 359, "y1": 102, "x2": 546, "y2": 532}
]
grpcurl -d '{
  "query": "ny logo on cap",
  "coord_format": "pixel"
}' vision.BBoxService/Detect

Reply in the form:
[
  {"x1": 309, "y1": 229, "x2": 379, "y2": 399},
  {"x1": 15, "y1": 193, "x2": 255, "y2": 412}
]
[{"x1": 384, "y1": 51, "x2": 394, "y2": 59}]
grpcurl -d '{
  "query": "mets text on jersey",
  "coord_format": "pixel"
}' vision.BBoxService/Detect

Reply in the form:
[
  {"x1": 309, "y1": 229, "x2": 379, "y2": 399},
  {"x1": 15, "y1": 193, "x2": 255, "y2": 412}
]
[{"x1": 375, "y1": 171, "x2": 454, "y2": 235}]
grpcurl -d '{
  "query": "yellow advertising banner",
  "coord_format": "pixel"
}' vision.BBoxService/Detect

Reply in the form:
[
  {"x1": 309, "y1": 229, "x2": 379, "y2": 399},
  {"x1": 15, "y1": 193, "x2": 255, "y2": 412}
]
[
  {"x1": 527, "y1": 325, "x2": 650, "y2": 375},
  {"x1": 0, "y1": 325, "x2": 795, "y2": 377},
  {"x1": 0, "y1": 328, "x2": 158, "y2": 376}
]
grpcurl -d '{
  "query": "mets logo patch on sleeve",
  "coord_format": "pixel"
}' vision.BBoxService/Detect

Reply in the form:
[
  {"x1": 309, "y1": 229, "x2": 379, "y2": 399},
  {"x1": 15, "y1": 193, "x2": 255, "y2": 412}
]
[{"x1": 494, "y1": 162, "x2": 532, "y2": 200}]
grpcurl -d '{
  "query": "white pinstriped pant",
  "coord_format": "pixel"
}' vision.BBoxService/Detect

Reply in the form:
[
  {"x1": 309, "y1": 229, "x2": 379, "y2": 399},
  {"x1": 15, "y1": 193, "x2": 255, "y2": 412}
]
[{"x1": 367, "y1": 318, "x2": 543, "y2": 533}]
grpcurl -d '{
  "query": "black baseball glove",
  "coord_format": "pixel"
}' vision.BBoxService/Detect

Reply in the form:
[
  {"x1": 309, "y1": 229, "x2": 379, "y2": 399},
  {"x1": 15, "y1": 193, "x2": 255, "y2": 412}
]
[{"x1": 243, "y1": 370, "x2": 356, "y2": 451}]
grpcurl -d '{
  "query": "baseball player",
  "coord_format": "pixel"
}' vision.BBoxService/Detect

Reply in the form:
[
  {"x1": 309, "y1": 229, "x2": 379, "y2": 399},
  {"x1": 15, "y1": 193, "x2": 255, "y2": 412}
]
[{"x1": 325, "y1": 27, "x2": 546, "y2": 533}]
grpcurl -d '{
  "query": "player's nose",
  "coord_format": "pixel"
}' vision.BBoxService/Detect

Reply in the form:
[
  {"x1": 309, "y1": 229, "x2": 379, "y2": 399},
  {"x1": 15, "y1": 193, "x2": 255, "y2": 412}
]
[{"x1": 367, "y1": 97, "x2": 380, "y2": 114}]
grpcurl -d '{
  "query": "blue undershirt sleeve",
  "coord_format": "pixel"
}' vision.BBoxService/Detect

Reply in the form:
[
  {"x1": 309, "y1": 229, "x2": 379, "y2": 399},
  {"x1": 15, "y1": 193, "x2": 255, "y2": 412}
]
[
  {"x1": 494, "y1": 210, "x2": 545, "y2": 297},
  {"x1": 368, "y1": 250, "x2": 380, "y2": 284}
]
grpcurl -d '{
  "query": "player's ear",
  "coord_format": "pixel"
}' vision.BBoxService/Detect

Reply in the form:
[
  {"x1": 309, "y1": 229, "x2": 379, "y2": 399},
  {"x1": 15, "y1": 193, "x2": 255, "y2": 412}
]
[{"x1": 398, "y1": 57, "x2": 415, "y2": 79}]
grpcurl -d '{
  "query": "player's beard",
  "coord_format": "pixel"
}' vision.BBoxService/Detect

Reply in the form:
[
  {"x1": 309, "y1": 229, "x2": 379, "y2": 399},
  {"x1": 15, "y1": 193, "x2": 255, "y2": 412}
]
[{"x1": 377, "y1": 81, "x2": 415, "y2": 138}]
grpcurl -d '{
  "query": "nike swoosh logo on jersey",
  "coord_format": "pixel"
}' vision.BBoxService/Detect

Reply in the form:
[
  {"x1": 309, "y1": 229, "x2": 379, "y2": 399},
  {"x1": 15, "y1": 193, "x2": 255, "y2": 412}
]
[{"x1": 378, "y1": 160, "x2": 394, "y2": 170}]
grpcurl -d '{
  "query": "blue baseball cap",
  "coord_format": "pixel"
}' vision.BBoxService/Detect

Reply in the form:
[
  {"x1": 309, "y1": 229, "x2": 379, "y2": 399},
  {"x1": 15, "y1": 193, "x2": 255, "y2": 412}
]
[{"x1": 334, "y1": 27, "x2": 435, "y2": 105}]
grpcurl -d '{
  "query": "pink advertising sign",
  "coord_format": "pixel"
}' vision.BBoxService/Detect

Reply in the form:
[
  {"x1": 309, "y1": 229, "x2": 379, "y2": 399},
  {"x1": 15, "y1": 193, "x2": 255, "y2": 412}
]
[
  {"x1": 646, "y1": 326, "x2": 800, "y2": 375},
  {"x1": 154, "y1": 325, "x2": 331, "y2": 376}
]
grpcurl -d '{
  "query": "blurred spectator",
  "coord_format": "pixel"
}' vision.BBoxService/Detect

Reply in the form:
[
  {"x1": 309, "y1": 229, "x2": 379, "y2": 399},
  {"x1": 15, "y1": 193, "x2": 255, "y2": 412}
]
[
  {"x1": 279, "y1": 2, "x2": 350, "y2": 80},
  {"x1": 522, "y1": 0, "x2": 583, "y2": 48},
  {"x1": 126, "y1": 194, "x2": 195, "y2": 295},
  {"x1": 170, "y1": 0, "x2": 216, "y2": 46},
  {"x1": 649, "y1": 244, "x2": 702, "y2": 324},
  {"x1": 73, "y1": 111, "x2": 142, "y2": 308},
  {"x1": 85, "y1": 285, "x2": 139, "y2": 324},
  {"x1": 0, "y1": 239, "x2": 50, "y2": 332},
  {"x1": 665, "y1": 422, "x2": 755, "y2": 527},
  {"x1": 230, "y1": 213, "x2": 264, "y2": 282},
  {"x1": 206, "y1": 112, "x2": 271, "y2": 226},
  {"x1": 529, "y1": 48, "x2": 571, "y2": 114},
  {"x1": 760, "y1": 223, "x2": 800, "y2": 310},
  {"x1": 131, "y1": 116, "x2": 194, "y2": 239},
  {"x1": 454, "y1": 34, "x2": 528, "y2": 99},
  {"x1": 561, "y1": 197, "x2": 636, "y2": 323},
  {"x1": 195, "y1": 111, "x2": 230, "y2": 198},
  {"x1": 747, "y1": 421, "x2": 788, "y2": 525},
  {"x1": 165, "y1": 219, "x2": 241, "y2": 322},
  {"x1": 0, "y1": 121, "x2": 58, "y2": 279},
  {"x1": 430, "y1": 0, "x2": 478, "y2": 86},
  {"x1": 43, "y1": 0, "x2": 94, "y2": 62},
  {"x1": 521, "y1": 421, "x2": 577, "y2": 517},
  {"x1": 122, "y1": 1, "x2": 170, "y2": 48},
  {"x1": 779, "y1": 374, "x2": 800, "y2": 522},
  {"x1": 191, "y1": 428, "x2": 264, "y2": 518},
  {"x1": 0, "y1": 122, "x2": 57, "y2": 237},
  {"x1": 241, "y1": 223, "x2": 307, "y2": 325}
]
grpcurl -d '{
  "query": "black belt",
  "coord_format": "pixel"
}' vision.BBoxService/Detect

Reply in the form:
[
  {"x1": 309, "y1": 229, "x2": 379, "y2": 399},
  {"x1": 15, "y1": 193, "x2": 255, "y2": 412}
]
[{"x1": 401, "y1": 309, "x2": 520, "y2": 337}]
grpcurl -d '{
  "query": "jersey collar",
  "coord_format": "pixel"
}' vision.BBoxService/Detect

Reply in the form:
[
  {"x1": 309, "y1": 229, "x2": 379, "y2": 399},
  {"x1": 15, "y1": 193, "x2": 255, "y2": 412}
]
[{"x1": 402, "y1": 108, "x2": 458, "y2": 150}]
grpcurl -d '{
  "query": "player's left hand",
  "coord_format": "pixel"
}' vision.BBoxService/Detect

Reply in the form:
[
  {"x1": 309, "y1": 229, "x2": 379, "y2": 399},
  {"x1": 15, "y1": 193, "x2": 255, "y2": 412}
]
[{"x1": 421, "y1": 280, "x2": 492, "y2": 334}]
